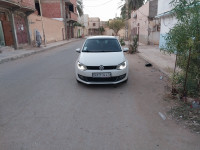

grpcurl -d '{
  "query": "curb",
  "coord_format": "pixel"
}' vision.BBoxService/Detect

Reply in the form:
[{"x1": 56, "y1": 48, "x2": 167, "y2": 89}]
[
  {"x1": 0, "y1": 39, "x2": 81, "y2": 65},
  {"x1": 137, "y1": 52, "x2": 170, "y2": 77}
]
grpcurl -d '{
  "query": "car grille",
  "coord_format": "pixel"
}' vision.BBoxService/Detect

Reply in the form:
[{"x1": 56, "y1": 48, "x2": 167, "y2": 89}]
[
  {"x1": 78, "y1": 74, "x2": 126, "y2": 82},
  {"x1": 86, "y1": 66, "x2": 117, "y2": 70}
]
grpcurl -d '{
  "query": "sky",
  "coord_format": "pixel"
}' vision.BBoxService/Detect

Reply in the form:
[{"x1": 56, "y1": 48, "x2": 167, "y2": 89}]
[{"x1": 83, "y1": 0, "x2": 125, "y2": 21}]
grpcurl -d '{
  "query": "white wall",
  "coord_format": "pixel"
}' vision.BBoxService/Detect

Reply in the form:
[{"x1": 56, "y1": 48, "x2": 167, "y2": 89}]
[
  {"x1": 160, "y1": 15, "x2": 177, "y2": 34},
  {"x1": 157, "y1": 0, "x2": 178, "y2": 48},
  {"x1": 83, "y1": 14, "x2": 89, "y2": 28},
  {"x1": 78, "y1": 14, "x2": 89, "y2": 28},
  {"x1": 157, "y1": 0, "x2": 174, "y2": 15}
]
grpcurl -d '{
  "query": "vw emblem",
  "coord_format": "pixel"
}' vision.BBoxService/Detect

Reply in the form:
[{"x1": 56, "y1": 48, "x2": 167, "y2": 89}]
[{"x1": 99, "y1": 65, "x2": 104, "y2": 70}]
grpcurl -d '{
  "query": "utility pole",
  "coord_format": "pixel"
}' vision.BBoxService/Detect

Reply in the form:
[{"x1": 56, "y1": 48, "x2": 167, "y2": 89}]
[
  {"x1": 61, "y1": 0, "x2": 67, "y2": 40},
  {"x1": 38, "y1": 0, "x2": 46, "y2": 46},
  {"x1": 125, "y1": 0, "x2": 128, "y2": 40}
]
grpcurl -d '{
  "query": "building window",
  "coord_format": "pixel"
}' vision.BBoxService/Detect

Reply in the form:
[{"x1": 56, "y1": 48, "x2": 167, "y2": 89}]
[
  {"x1": 69, "y1": 5, "x2": 74, "y2": 12},
  {"x1": 157, "y1": 25, "x2": 160, "y2": 32},
  {"x1": 35, "y1": 2, "x2": 41, "y2": 16},
  {"x1": 93, "y1": 23, "x2": 96, "y2": 26}
]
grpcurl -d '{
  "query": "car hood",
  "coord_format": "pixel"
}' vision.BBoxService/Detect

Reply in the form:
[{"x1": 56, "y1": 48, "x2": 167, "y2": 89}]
[{"x1": 78, "y1": 52, "x2": 125, "y2": 66}]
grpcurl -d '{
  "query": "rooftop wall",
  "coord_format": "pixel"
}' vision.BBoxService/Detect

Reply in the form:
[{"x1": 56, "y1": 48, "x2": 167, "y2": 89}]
[
  {"x1": 157, "y1": 0, "x2": 174, "y2": 15},
  {"x1": 4, "y1": 0, "x2": 35, "y2": 9}
]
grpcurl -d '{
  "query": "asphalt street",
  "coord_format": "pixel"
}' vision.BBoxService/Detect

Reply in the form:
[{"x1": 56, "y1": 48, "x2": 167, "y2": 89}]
[{"x1": 0, "y1": 40, "x2": 199, "y2": 150}]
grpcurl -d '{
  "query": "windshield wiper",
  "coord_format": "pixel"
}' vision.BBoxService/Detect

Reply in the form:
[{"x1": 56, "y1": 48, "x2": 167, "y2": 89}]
[
  {"x1": 96, "y1": 51, "x2": 120, "y2": 52},
  {"x1": 82, "y1": 51, "x2": 96, "y2": 53}
]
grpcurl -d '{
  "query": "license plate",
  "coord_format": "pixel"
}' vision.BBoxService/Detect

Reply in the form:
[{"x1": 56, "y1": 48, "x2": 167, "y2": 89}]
[{"x1": 92, "y1": 72, "x2": 112, "y2": 78}]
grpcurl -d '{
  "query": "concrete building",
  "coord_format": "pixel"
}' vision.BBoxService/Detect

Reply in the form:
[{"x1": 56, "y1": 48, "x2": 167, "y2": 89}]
[
  {"x1": 0, "y1": 0, "x2": 35, "y2": 49},
  {"x1": 156, "y1": 0, "x2": 177, "y2": 48},
  {"x1": 103, "y1": 19, "x2": 126, "y2": 38},
  {"x1": 103, "y1": 27, "x2": 125, "y2": 39},
  {"x1": 78, "y1": 14, "x2": 89, "y2": 36},
  {"x1": 100, "y1": 21, "x2": 107, "y2": 28},
  {"x1": 131, "y1": 0, "x2": 160, "y2": 45},
  {"x1": 74, "y1": 26, "x2": 83, "y2": 38},
  {"x1": 88, "y1": 17, "x2": 100, "y2": 35},
  {"x1": 104, "y1": 28, "x2": 115, "y2": 36},
  {"x1": 78, "y1": 14, "x2": 89, "y2": 28},
  {"x1": 36, "y1": 0, "x2": 78, "y2": 39},
  {"x1": 28, "y1": 14, "x2": 65, "y2": 44}
]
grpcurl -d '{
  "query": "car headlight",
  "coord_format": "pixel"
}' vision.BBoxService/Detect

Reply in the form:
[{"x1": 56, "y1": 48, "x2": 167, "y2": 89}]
[
  {"x1": 117, "y1": 61, "x2": 127, "y2": 70},
  {"x1": 77, "y1": 61, "x2": 87, "y2": 71}
]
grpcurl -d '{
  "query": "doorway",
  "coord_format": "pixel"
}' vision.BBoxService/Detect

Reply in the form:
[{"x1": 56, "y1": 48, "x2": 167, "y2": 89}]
[
  {"x1": 0, "y1": 12, "x2": 14, "y2": 46},
  {"x1": 0, "y1": 21, "x2": 5, "y2": 47}
]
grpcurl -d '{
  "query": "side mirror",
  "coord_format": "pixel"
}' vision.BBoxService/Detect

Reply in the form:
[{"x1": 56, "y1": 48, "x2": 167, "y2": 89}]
[
  {"x1": 123, "y1": 47, "x2": 129, "y2": 52},
  {"x1": 76, "y1": 48, "x2": 81, "y2": 53}
]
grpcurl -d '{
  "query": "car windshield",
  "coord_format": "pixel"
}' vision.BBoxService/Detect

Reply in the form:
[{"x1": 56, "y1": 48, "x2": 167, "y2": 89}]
[{"x1": 82, "y1": 39, "x2": 122, "y2": 52}]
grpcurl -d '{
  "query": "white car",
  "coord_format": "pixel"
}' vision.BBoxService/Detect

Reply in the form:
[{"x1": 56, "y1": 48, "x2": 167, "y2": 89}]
[{"x1": 75, "y1": 36, "x2": 129, "y2": 84}]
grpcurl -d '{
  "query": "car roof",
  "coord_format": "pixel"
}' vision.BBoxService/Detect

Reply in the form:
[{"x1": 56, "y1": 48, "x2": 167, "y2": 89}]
[{"x1": 87, "y1": 36, "x2": 117, "y2": 40}]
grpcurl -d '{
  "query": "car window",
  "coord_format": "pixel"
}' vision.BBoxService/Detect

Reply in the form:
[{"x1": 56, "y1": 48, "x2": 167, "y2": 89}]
[{"x1": 82, "y1": 39, "x2": 122, "y2": 52}]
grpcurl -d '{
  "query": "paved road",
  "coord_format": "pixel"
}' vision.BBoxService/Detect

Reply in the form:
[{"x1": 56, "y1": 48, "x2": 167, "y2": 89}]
[{"x1": 0, "y1": 40, "x2": 199, "y2": 150}]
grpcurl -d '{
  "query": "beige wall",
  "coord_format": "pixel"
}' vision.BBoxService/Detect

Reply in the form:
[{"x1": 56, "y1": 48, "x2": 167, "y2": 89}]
[
  {"x1": 103, "y1": 28, "x2": 115, "y2": 36},
  {"x1": 100, "y1": 21, "x2": 107, "y2": 28},
  {"x1": 28, "y1": 14, "x2": 65, "y2": 44},
  {"x1": 74, "y1": 26, "x2": 84, "y2": 38},
  {"x1": 131, "y1": 2, "x2": 150, "y2": 44},
  {"x1": 83, "y1": 28, "x2": 88, "y2": 36},
  {"x1": 118, "y1": 28, "x2": 125, "y2": 39},
  {"x1": 131, "y1": 1, "x2": 159, "y2": 45},
  {"x1": 88, "y1": 17, "x2": 100, "y2": 29},
  {"x1": 103, "y1": 27, "x2": 125, "y2": 39}
]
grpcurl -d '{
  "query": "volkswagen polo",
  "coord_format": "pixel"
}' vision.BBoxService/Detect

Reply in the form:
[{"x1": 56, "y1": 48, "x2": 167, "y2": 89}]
[{"x1": 75, "y1": 36, "x2": 129, "y2": 84}]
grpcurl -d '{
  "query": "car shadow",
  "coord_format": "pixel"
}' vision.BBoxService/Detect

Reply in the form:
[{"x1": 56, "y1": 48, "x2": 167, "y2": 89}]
[{"x1": 77, "y1": 81, "x2": 127, "y2": 89}]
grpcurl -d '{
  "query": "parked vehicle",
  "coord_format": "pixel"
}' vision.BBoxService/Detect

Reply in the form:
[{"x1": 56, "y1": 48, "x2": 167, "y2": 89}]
[{"x1": 75, "y1": 36, "x2": 129, "y2": 84}]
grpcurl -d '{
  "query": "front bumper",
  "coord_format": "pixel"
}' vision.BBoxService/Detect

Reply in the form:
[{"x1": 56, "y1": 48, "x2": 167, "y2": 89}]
[{"x1": 76, "y1": 68, "x2": 128, "y2": 84}]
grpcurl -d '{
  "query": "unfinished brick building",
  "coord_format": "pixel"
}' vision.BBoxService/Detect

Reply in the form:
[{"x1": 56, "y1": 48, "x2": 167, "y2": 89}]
[
  {"x1": 0, "y1": 0, "x2": 35, "y2": 49},
  {"x1": 36, "y1": 0, "x2": 78, "y2": 39}
]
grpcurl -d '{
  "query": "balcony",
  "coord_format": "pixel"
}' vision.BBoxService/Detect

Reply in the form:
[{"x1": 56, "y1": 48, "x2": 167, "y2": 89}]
[
  {"x1": 0, "y1": 0, "x2": 20, "y2": 9},
  {"x1": 20, "y1": 0, "x2": 35, "y2": 11},
  {"x1": 0, "y1": 0, "x2": 35, "y2": 13},
  {"x1": 66, "y1": 11, "x2": 78, "y2": 22}
]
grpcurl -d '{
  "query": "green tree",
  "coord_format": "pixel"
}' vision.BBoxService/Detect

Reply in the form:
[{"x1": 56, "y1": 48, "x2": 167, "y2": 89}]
[
  {"x1": 163, "y1": 0, "x2": 200, "y2": 97},
  {"x1": 108, "y1": 19, "x2": 125, "y2": 36},
  {"x1": 99, "y1": 27, "x2": 105, "y2": 35},
  {"x1": 128, "y1": 0, "x2": 144, "y2": 11}
]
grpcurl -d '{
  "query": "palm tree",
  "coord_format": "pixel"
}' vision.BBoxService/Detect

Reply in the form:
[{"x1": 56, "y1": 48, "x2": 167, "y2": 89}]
[
  {"x1": 120, "y1": 0, "x2": 145, "y2": 19},
  {"x1": 128, "y1": 0, "x2": 144, "y2": 11},
  {"x1": 77, "y1": 0, "x2": 83, "y2": 16},
  {"x1": 120, "y1": 4, "x2": 127, "y2": 20}
]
